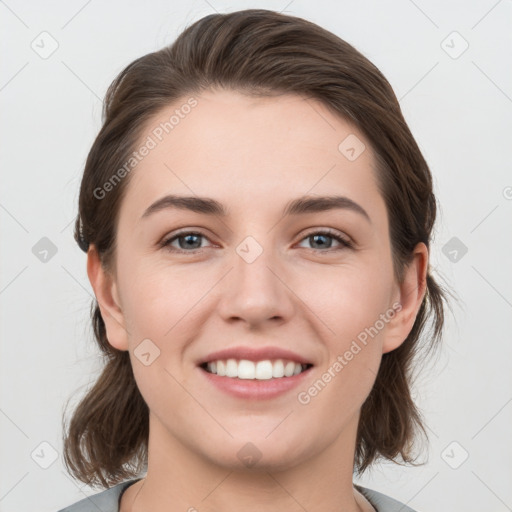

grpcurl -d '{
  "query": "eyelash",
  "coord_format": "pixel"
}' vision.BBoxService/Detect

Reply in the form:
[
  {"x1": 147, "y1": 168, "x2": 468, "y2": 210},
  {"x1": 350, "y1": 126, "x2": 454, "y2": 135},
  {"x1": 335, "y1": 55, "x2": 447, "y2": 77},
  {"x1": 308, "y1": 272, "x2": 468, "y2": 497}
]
[{"x1": 159, "y1": 228, "x2": 353, "y2": 254}]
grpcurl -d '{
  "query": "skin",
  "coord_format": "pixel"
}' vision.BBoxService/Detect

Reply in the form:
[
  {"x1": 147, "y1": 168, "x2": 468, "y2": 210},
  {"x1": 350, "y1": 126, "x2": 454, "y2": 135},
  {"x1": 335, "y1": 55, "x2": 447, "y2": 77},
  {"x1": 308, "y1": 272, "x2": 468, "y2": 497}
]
[{"x1": 88, "y1": 88, "x2": 428, "y2": 512}]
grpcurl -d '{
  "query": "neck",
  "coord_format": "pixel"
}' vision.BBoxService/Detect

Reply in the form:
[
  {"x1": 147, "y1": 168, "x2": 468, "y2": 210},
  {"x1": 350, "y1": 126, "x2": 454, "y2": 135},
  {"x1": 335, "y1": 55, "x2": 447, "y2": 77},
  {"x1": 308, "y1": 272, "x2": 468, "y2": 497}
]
[{"x1": 122, "y1": 411, "x2": 373, "y2": 512}]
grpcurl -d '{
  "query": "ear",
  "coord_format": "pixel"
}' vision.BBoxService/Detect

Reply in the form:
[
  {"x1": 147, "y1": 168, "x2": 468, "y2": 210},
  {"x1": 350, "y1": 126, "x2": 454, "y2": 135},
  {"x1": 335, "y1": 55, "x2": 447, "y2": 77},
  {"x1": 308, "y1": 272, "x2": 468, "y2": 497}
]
[
  {"x1": 86, "y1": 244, "x2": 129, "y2": 351},
  {"x1": 382, "y1": 242, "x2": 428, "y2": 354}
]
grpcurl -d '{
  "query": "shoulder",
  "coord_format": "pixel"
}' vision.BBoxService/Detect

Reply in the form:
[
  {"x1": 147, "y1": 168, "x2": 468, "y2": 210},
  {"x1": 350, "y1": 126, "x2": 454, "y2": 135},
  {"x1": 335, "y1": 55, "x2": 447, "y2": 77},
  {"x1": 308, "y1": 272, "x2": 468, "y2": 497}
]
[
  {"x1": 355, "y1": 484, "x2": 420, "y2": 512},
  {"x1": 57, "y1": 479, "x2": 142, "y2": 512}
]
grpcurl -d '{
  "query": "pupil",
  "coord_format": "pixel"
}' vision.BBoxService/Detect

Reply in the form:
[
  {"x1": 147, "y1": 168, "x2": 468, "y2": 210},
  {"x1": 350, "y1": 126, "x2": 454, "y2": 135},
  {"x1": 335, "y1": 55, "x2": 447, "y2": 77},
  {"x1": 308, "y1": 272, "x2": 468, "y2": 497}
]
[
  {"x1": 312, "y1": 234, "x2": 330, "y2": 249},
  {"x1": 181, "y1": 234, "x2": 200, "y2": 249}
]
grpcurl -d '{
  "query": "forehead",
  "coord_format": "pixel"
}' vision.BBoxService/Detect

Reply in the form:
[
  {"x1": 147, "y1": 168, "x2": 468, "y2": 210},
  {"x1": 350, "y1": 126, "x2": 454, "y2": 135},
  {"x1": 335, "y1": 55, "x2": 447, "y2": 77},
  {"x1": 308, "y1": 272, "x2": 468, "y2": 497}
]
[{"x1": 119, "y1": 89, "x2": 383, "y2": 222}]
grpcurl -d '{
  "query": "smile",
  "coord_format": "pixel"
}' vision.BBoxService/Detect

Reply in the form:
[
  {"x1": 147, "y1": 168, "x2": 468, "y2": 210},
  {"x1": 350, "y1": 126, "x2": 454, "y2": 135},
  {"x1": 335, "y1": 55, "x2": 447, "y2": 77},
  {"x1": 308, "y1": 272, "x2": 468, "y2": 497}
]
[
  {"x1": 198, "y1": 359, "x2": 314, "y2": 400},
  {"x1": 201, "y1": 358, "x2": 313, "y2": 380}
]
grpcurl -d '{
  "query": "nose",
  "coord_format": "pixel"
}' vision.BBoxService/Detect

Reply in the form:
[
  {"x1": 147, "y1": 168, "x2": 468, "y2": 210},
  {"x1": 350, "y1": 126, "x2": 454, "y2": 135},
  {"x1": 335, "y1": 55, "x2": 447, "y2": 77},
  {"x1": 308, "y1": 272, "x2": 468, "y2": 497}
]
[{"x1": 216, "y1": 240, "x2": 294, "y2": 327}]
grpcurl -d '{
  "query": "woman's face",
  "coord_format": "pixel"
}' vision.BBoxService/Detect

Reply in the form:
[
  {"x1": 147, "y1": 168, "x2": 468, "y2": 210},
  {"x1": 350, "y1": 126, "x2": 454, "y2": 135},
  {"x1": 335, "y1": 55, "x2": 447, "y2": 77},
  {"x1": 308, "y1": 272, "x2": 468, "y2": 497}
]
[{"x1": 92, "y1": 89, "x2": 425, "y2": 471}]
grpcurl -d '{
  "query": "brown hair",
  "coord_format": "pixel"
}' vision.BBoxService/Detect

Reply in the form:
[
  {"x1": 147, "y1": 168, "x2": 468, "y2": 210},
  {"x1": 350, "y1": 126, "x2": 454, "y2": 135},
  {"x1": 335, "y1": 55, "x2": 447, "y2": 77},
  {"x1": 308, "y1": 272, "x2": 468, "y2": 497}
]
[{"x1": 63, "y1": 8, "x2": 450, "y2": 488}]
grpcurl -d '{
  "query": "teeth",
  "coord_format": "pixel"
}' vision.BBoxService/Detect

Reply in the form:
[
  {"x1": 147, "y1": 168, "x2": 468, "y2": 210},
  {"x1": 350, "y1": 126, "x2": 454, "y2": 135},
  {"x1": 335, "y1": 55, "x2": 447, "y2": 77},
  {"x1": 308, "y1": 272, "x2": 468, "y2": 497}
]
[{"x1": 205, "y1": 359, "x2": 308, "y2": 379}]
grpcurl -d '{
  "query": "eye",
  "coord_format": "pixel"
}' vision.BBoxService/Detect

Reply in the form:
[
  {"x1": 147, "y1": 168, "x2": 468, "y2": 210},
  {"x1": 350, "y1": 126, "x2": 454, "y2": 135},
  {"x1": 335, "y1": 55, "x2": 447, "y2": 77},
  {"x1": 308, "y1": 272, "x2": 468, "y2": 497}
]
[
  {"x1": 160, "y1": 231, "x2": 213, "y2": 254},
  {"x1": 297, "y1": 229, "x2": 353, "y2": 252},
  {"x1": 160, "y1": 228, "x2": 353, "y2": 255}
]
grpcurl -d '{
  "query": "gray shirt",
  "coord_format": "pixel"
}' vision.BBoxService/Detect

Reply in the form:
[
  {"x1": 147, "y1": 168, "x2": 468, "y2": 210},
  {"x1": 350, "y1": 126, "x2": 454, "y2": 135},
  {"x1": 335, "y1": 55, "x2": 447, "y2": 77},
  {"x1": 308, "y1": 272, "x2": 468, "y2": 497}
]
[{"x1": 57, "y1": 479, "x2": 418, "y2": 512}]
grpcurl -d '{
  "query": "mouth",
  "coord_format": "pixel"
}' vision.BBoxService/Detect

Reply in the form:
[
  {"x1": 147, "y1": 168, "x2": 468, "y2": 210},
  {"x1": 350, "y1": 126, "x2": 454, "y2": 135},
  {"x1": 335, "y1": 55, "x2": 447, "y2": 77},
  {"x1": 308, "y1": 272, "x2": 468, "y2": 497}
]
[
  {"x1": 199, "y1": 359, "x2": 314, "y2": 380},
  {"x1": 198, "y1": 358, "x2": 314, "y2": 400}
]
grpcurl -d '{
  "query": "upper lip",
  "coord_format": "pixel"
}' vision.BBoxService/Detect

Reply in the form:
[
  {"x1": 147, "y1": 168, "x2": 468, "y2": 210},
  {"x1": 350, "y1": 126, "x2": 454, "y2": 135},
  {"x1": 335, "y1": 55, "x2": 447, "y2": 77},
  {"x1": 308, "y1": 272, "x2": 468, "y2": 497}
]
[{"x1": 198, "y1": 346, "x2": 314, "y2": 366}]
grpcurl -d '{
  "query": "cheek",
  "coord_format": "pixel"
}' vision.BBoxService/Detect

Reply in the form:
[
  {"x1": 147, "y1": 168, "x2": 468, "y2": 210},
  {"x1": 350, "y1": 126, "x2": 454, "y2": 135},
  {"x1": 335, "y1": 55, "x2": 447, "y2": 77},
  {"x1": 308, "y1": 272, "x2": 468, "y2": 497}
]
[
  {"x1": 311, "y1": 265, "x2": 393, "y2": 340},
  {"x1": 304, "y1": 264, "x2": 392, "y2": 399},
  {"x1": 121, "y1": 266, "x2": 196, "y2": 416},
  {"x1": 300, "y1": 275, "x2": 387, "y2": 416},
  {"x1": 119, "y1": 260, "x2": 203, "y2": 339}
]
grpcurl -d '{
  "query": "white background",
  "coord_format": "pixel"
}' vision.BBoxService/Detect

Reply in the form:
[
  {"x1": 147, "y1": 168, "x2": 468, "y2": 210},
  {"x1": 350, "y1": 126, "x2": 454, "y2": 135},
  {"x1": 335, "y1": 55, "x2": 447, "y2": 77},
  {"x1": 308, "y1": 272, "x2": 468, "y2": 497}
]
[{"x1": 1, "y1": 1, "x2": 511, "y2": 511}]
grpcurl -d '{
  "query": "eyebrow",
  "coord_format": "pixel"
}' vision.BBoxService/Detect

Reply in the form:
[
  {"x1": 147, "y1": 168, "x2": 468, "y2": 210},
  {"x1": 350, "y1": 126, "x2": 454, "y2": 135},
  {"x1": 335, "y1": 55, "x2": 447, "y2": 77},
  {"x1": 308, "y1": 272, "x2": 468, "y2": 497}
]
[{"x1": 141, "y1": 194, "x2": 371, "y2": 223}]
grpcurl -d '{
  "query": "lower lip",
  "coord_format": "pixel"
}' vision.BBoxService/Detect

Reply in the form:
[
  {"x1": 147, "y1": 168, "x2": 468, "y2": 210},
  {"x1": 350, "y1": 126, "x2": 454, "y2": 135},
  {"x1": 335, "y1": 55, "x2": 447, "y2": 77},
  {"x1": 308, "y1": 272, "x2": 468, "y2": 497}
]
[{"x1": 199, "y1": 366, "x2": 313, "y2": 400}]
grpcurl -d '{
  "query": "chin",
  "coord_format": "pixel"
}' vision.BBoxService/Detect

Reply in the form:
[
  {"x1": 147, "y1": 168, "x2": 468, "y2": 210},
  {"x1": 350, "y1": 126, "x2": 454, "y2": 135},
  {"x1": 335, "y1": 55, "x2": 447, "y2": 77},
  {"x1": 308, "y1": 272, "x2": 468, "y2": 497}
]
[{"x1": 196, "y1": 430, "x2": 314, "y2": 472}]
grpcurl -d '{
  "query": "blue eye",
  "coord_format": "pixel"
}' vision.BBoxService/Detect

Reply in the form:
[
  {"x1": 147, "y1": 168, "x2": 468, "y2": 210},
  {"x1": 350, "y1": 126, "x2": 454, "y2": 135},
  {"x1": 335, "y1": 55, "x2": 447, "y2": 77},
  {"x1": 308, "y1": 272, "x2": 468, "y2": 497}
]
[
  {"x1": 298, "y1": 230, "x2": 353, "y2": 251},
  {"x1": 161, "y1": 232, "x2": 209, "y2": 253},
  {"x1": 160, "y1": 229, "x2": 353, "y2": 254}
]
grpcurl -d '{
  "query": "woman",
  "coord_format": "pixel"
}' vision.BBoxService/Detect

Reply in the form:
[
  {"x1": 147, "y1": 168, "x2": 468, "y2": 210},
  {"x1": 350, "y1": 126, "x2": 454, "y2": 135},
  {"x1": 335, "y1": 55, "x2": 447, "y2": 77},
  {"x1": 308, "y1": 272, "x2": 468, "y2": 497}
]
[{"x1": 59, "y1": 9, "x2": 447, "y2": 512}]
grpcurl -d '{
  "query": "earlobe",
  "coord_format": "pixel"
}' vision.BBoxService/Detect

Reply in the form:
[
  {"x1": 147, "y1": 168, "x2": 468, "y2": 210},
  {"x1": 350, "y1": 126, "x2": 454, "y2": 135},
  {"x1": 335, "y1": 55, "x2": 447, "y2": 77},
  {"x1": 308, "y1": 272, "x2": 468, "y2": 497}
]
[
  {"x1": 86, "y1": 245, "x2": 129, "y2": 351},
  {"x1": 382, "y1": 242, "x2": 428, "y2": 354}
]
